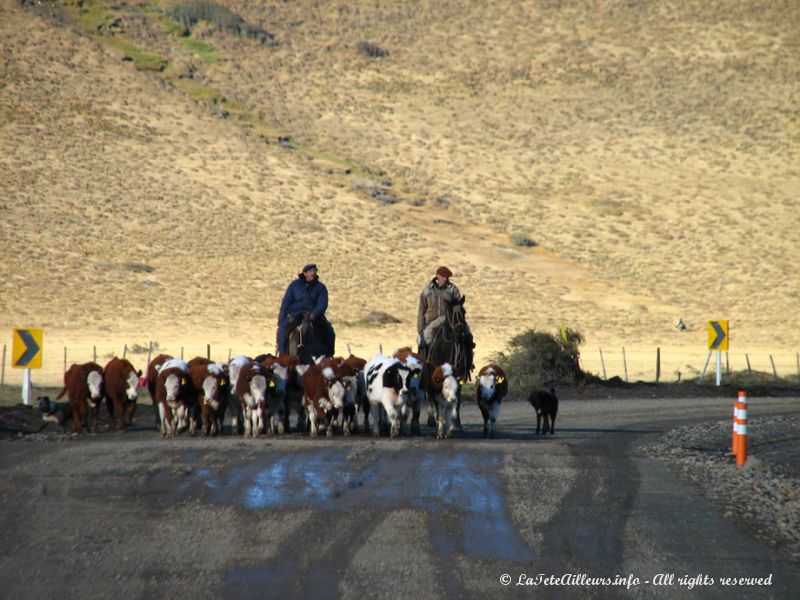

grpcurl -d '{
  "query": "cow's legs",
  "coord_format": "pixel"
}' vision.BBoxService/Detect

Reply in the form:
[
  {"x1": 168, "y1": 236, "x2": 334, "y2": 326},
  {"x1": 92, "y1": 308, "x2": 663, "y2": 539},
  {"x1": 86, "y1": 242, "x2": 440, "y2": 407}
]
[{"x1": 489, "y1": 402, "x2": 502, "y2": 439}]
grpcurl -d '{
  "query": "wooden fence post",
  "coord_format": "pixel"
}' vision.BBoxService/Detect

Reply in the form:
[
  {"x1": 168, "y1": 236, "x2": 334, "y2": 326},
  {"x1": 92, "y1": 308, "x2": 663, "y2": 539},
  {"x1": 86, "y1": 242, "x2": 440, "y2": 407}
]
[
  {"x1": 656, "y1": 347, "x2": 661, "y2": 383},
  {"x1": 181, "y1": 346, "x2": 184, "y2": 361},
  {"x1": 599, "y1": 347, "x2": 607, "y2": 379},
  {"x1": 207, "y1": 344, "x2": 211, "y2": 360},
  {"x1": 769, "y1": 355, "x2": 778, "y2": 381},
  {"x1": 622, "y1": 347, "x2": 628, "y2": 382},
  {"x1": 146, "y1": 341, "x2": 153, "y2": 372},
  {"x1": 745, "y1": 353, "x2": 752, "y2": 373},
  {"x1": 93, "y1": 345, "x2": 97, "y2": 363},
  {"x1": 699, "y1": 352, "x2": 712, "y2": 383},
  {"x1": 123, "y1": 344, "x2": 128, "y2": 359},
  {"x1": 228, "y1": 348, "x2": 232, "y2": 362}
]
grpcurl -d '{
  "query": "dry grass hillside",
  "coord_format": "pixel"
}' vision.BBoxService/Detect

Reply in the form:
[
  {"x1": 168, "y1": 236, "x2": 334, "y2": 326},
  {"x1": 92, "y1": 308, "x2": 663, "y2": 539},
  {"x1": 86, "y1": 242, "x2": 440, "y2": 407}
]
[{"x1": 1, "y1": 0, "x2": 798, "y2": 385}]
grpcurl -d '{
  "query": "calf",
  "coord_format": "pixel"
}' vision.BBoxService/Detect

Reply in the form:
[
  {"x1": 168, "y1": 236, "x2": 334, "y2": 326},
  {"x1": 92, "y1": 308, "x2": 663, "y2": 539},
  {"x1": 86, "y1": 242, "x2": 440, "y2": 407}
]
[
  {"x1": 342, "y1": 353, "x2": 368, "y2": 433},
  {"x1": 188, "y1": 358, "x2": 230, "y2": 436},
  {"x1": 318, "y1": 357, "x2": 360, "y2": 435},
  {"x1": 236, "y1": 362, "x2": 273, "y2": 437},
  {"x1": 35, "y1": 395, "x2": 72, "y2": 431},
  {"x1": 476, "y1": 364, "x2": 508, "y2": 438},
  {"x1": 425, "y1": 362, "x2": 463, "y2": 439},
  {"x1": 393, "y1": 347, "x2": 425, "y2": 435},
  {"x1": 227, "y1": 355, "x2": 254, "y2": 435},
  {"x1": 301, "y1": 364, "x2": 346, "y2": 437},
  {"x1": 104, "y1": 357, "x2": 142, "y2": 431},
  {"x1": 155, "y1": 358, "x2": 193, "y2": 437},
  {"x1": 147, "y1": 353, "x2": 172, "y2": 431},
  {"x1": 264, "y1": 354, "x2": 304, "y2": 433},
  {"x1": 527, "y1": 387, "x2": 558, "y2": 435},
  {"x1": 364, "y1": 354, "x2": 410, "y2": 438},
  {"x1": 56, "y1": 362, "x2": 105, "y2": 434}
]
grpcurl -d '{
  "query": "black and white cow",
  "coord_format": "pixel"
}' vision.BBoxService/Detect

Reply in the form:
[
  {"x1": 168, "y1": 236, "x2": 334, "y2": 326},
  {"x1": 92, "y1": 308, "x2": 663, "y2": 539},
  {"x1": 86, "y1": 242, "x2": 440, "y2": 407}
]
[
  {"x1": 364, "y1": 354, "x2": 410, "y2": 438},
  {"x1": 476, "y1": 364, "x2": 508, "y2": 438}
]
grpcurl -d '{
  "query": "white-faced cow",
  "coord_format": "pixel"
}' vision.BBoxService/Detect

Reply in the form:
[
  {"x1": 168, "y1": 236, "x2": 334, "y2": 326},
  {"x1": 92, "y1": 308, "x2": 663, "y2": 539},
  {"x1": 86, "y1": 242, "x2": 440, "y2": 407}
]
[
  {"x1": 393, "y1": 346, "x2": 425, "y2": 435},
  {"x1": 56, "y1": 362, "x2": 105, "y2": 434},
  {"x1": 476, "y1": 363, "x2": 508, "y2": 438},
  {"x1": 155, "y1": 358, "x2": 192, "y2": 437},
  {"x1": 364, "y1": 354, "x2": 410, "y2": 438},
  {"x1": 236, "y1": 362, "x2": 275, "y2": 437},
  {"x1": 147, "y1": 353, "x2": 172, "y2": 431},
  {"x1": 425, "y1": 362, "x2": 463, "y2": 439},
  {"x1": 317, "y1": 357, "x2": 361, "y2": 435},
  {"x1": 226, "y1": 355, "x2": 255, "y2": 435},
  {"x1": 103, "y1": 357, "x2": 142, "y2": 431},
  {"x1": 187, "y1": 357, "x2": 230, "y2": 436},
  {"x1": 301, "y1": 364, "x2": 345, "y2": 437}
]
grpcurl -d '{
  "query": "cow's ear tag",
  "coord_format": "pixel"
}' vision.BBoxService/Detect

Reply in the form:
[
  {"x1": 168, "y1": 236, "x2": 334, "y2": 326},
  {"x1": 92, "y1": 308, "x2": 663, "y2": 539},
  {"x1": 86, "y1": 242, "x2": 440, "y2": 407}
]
[
  {"x1": 220, "y1": 380, "x2": 226, "y2": 386},
  {"x1": 458, "y1": 378, "x2": 465, "y2": 386},
  {"x1": 181, "y1": 377, "x2": 187, "y2": 385},
  {"x1": 497, "y1": 376, "x2": 505, "y2": 383},
  {"x1": 269, "y1": 380, "x2": 276, "y2": 388}
]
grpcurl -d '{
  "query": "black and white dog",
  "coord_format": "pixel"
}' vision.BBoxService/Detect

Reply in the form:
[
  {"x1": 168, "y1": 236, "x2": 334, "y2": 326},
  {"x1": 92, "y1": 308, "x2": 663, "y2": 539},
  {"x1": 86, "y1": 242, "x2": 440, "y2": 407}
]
[{"x1": 35, "y1": 395, "x2": 73, "y2": 430}]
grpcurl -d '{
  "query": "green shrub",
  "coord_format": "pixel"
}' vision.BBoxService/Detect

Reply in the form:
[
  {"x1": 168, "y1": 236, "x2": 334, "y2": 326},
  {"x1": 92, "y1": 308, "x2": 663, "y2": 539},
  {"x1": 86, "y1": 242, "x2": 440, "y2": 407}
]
[
  {"x1": 168, "y1": 2, "x2": 276, "y2": 45},
  {"x1": 489, "y1": 327, "x2": 585, "y2": 391}
]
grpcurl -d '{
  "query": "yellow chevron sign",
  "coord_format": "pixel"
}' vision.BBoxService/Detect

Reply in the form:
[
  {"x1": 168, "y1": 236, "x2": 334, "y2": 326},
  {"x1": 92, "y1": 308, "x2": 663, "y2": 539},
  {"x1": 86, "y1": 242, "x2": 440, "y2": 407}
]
[
  {"x1": 707, "y1": 320, "x2": 729, "y2": 351},
  {"x1": 12, "y1": 328, "x2": 44, "y2": 369}
]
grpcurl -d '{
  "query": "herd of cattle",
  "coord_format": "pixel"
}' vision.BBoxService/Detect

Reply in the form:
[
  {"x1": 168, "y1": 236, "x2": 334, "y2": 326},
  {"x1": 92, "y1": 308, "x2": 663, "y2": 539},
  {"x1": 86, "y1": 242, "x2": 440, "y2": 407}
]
[{"x1": 39, "y1": 348, "x2": 559, "y2": 439}]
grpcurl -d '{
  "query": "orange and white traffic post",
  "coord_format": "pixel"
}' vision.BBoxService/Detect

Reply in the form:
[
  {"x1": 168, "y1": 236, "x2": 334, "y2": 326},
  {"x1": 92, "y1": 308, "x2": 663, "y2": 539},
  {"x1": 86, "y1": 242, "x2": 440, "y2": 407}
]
[{"x1": 733, "y1": 391, "x2": 748, "y2": 467}]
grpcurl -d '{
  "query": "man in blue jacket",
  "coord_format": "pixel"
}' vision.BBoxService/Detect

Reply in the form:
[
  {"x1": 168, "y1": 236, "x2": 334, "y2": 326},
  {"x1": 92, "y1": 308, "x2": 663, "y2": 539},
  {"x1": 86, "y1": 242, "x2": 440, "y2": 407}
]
[{"x1": 277, "y1": 263, "x2": 335, "y2": 356}]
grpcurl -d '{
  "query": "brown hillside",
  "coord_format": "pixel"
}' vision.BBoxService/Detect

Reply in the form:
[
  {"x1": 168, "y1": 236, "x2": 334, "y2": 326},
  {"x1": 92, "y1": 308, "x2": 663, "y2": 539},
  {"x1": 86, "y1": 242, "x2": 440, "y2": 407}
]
[{"x1": 1, "y1": 0, "x2": 798, "y2": 385}]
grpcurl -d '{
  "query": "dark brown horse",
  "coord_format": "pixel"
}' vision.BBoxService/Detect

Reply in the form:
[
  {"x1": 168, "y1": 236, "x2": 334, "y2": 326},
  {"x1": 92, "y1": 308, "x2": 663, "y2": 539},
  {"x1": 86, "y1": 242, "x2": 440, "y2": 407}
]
[
  {"x1": 422, "y1": 295, "x2": 473, "y2": 430},
  {"x1": 285, "y1": 312, "x2": 330, "y2": 365}
]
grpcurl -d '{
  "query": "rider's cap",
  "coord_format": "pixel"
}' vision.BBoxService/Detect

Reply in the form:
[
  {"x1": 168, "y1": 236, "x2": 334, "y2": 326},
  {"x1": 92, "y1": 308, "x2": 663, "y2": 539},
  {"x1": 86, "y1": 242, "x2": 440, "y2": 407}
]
[
  {"x1": 302, "y1": 263, "x2": 317, "y2": 272},
  {"x1": 436, "y1": 266, "x2": 453, "y2": 278}
]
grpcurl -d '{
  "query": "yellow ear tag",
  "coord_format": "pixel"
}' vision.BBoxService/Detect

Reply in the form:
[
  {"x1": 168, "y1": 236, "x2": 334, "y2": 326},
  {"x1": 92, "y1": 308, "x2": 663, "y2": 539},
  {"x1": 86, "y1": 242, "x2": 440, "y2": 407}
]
[
  {"x1": 458, "y1": 378, "x2": 464, "y2": 386},
  {"x1": 220, "y1": 381, "x2": 226, "y2": 386},
  {"x1": 497, "y1": 376, "x2": 505, "y2": 383},
  {"x1": 181, "y1": 377, "x2": 187, "y2": 385},
  {"x1": 269, "y1": 380, "x2": 276, "y2": 388}
]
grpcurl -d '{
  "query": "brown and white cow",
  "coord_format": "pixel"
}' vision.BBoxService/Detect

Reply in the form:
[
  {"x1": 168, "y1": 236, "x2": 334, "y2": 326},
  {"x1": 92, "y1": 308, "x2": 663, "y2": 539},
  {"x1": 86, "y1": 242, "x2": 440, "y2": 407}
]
[
  {"x1": 155, "y1": 358, "x2": 193, "y2": 437},
  {"x1": 317, "y1": 357, "x2": 360, "y2": 435},
  {"x1": 393, "y1": 346, "x2": 426, "y2": 435},
  {"x1": 364, "y1": 354, "x2": 411, "y2": 438},
  {"x1": 342, "y1": 353, "x2": 368, "y2": 433},
  {"x1": 188, "y1": 357, "x2": 230, "y2": 436},
  {"x1": 235, "y1": 362, "x2": 273, "y2": 437},
  {"x1": 56, "y1": 362, "x2": 105, "y2": 434},
  {"x1": 147, "y1": 353, "x2": 172, "y2": 431},
  {"x1": 476, "y1": 363, "x2": 508, "y2": 438},
  {"x1": 425, "y1": 362, "x2": 463, "y2": 439},
  {"x1": 301, "y1": 364, "x2": 346, "y2": 437},
  {"x1": 103, "y1": 357, "x2": 142, "y2": 431}
]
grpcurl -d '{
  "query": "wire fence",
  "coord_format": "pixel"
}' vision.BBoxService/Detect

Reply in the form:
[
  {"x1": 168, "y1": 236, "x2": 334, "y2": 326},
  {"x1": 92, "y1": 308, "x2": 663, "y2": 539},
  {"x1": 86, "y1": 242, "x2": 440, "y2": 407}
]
[{"x1": 1, "y1": 341, "x2": 799, "y2": 388}]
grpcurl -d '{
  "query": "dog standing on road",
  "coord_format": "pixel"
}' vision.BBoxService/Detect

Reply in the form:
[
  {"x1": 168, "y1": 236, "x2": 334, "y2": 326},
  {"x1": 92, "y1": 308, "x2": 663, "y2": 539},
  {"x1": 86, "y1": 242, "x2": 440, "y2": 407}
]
[{"x1": 527, "y1": 387, "x2": 558, "y2": 435}]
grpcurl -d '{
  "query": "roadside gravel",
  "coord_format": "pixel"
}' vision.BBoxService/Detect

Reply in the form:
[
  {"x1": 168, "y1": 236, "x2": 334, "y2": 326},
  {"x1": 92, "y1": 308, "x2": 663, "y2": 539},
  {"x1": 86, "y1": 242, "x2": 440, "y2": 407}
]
[{"x1": 642, "y1": 415, "x2": 800, "y2": 567}]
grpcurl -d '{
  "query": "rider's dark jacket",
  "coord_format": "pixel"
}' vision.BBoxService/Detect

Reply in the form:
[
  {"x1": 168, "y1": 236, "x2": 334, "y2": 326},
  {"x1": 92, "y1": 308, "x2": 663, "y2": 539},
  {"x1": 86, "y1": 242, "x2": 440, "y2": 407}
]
[{"x1": 278, "y1": 274, "x2": 329, "y2": 326}]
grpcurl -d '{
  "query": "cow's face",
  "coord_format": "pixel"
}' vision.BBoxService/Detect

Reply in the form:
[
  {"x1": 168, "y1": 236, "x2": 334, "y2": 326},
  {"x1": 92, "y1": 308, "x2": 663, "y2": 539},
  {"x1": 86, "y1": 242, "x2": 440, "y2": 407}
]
[
  {"x1": 202, "y1": 376, "x2": 220, "y2": 409},
  {"x1": 341, "y1": 375, "x2": 357, "y2": 406},
  {"x1": 328, "y1": 380, "x2": 345, "y2": 410},
  {"x1": 442, "y1": 374, "x2": 460, "y2": 405},
  {"x1": 125, "y1": 369, "x2": 140, "y2": 401},
  {"x1": 271, "y1": 364, "x2": 289, "y2": 395},
  {"x1": 478, "y1": 371, "x2": 497, "y2": 400},
  {"x1": 164, "y1": 374, "x2": 182, "y2": 404},
  {"x1": 246, "y1": 374, "x2": 267, "y2": 407},
  {"x1": 87, "y1": 371, "x2": 104, "y2": 404}
]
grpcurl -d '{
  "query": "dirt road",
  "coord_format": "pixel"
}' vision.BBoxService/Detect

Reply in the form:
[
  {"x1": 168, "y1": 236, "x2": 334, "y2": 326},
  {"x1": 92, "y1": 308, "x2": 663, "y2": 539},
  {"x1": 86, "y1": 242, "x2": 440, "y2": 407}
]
[{"x1": 1, "y1": 396, "x2": 798, "y2": 599}]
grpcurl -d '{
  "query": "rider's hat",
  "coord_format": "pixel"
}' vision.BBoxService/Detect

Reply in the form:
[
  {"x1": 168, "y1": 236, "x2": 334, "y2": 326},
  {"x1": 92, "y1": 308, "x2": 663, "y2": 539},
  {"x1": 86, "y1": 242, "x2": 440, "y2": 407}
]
[
  {"x1": 301, "y1": 263, "x2": 318, "y2": 273},
  {"x1": 436, "y1": 266, "x2": 453, "y2": 278}
]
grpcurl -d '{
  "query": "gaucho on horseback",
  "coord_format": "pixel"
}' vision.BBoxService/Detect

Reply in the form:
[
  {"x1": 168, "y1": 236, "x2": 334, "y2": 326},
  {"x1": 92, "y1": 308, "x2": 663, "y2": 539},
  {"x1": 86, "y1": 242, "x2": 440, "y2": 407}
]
[
  {"x1": 277, "y1": 263, "x2": 335, "y2": 358},
  {"x1": 417, "y1": 266, "x2": 474, "y2": 371}
]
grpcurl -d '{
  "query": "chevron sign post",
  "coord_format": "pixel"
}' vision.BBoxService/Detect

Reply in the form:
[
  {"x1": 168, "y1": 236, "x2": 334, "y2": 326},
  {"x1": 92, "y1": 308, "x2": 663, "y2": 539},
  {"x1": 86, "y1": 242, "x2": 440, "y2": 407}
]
[
  {"x1": 12, "y1": 328, "x2": 44, "y2": 406},
  {"x1": 707, "y1": 320, "x2": 729, "y2": 386}
]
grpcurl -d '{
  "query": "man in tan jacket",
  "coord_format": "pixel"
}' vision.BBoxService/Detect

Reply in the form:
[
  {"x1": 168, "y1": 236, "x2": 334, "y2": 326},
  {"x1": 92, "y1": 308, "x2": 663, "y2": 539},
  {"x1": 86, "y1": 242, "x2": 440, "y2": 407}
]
[{"x1": 417, "y1": 266, "x2": 473, "y2": 364}]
